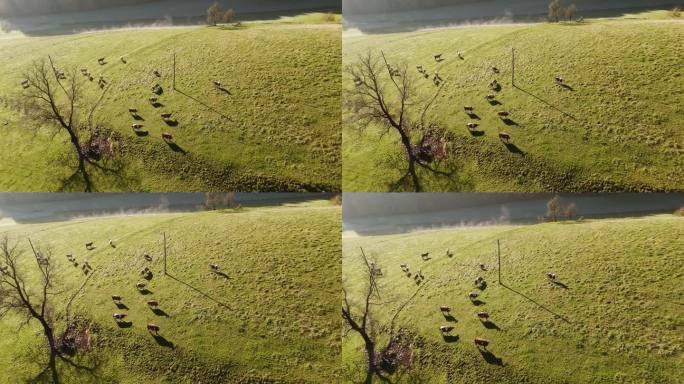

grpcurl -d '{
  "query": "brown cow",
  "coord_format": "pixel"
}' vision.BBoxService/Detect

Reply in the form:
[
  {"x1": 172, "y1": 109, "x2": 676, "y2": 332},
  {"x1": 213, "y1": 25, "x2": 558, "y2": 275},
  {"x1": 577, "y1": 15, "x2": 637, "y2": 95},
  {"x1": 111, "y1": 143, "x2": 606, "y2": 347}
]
[
  {"x1": 160, "y1": 113, "x2": 173, "y2": 119},
  {"x1": 440, "y1": 306, "x2": 451, "y2": 314},
  {"x1": 112, "y1": 313, "x2": 127, "y2": 320},
  {"x1": 474, "y1": 337, "x2": 490, "y2": 349},
  {"x1": 147, "y1": 324, "x2": 160, "y2": 334},
  {"x1": 111, "y1": 295, "x2": 122, "y2": 302},
  {"x1": 499, "y1": 132, "x2": 511, "y2": 143},
  {"x1": 497, "y1": 111, "x2": 510, "y2": 118},
  {"x1": 467, "y1": 123, "x2": 479, "y2": 129},
  {"x1": 440, "y1": 326, "x2": 454, "y2": 334},
  {"x1": 162, "y1": 133, "x2": 173, "y2": 141},
  {"x1": 477, "y1": 311, "x2": 490, "y2": 320},
  {"x1": 147, "y1": 300, "x2": 159, "y2": 308}
]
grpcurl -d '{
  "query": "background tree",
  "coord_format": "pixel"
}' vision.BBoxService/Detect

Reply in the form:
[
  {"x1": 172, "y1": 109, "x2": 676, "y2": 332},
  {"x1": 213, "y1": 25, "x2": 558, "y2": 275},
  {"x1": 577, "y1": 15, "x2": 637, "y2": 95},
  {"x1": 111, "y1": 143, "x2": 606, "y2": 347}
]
[
  {"x1": 565, "y1": 202, "x2": 578, "y2": 219},
  {"x1": 345, "y1": 51, "x2": 449, "y2": 192},
  {"x1": 21, "y1": 56, "x2": 114, "y2": 191},
  {"x1": 548, "y1": 0, "x2": 563, "y2": 22},
  {"x1": 546, "y1": 195, "x2": 563, "y2": 222},
  {"x1": 204, "y1": 192, "x2": 237, "y2": 210},
  {"x1": 565, "y1": 4, "x2": 577, "y2": 20},
  {"x1": 342, "y1": 248, "x2": 424, "y2": 383},
  {"x1": 206, "y1": 1, "x2": 222, "y2": 26},
  {"x1": 223, "y1": 8, "x2": 235, "y2": 23},
  {"x1": 0, "y1": 236, "x2": 59, "y2": 383}
]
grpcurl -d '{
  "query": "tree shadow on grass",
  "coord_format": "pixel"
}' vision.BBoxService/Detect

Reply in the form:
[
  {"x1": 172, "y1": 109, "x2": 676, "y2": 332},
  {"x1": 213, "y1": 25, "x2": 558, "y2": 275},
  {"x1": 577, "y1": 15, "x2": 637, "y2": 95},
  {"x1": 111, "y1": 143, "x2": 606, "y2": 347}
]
[
  {"x1": 213, "y1": 271, "x2": 230, "y2": 280},
  {"x1": 167, "y1": 273, "x2": 232, "y2": 310},
  {"x1": 552, "y1": 280, "x2": 570, "y2": 289},
  {"x1": 513, "y1": 85, "x2": 577, "y2": 120},
  {"x1": 175, "y1": 89, "x2": 232, "y2": 120}
]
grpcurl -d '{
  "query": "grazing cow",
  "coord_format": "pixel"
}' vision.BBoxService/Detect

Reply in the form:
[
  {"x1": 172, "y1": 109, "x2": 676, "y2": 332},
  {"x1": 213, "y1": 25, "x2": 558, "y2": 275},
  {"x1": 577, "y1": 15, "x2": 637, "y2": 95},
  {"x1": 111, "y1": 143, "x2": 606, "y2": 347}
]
[
  {"x1": 147, "y1": 324, "x2": 160, "y2": 334},
  {"x1": 477, "y1": 312, "x2": 490, "y2": 320},
  {"x1": 497, "y1": 111, "x2": 510, "y2": 118},
  {"x1": 446, "y1": 249, "x2": 454, "y2": 257},
  {"x1": 485, "y1": 94, "x2": 496, "y2": 101},
  {"x1": 162, "y1": 133, "x2": 173, "y2": 141},
  {"x1": 492, "y1": 67, "x2": 500, "y2": 73},
  {"x1": 421, "y1": 252, "x2": 429, "y2": 260},
  {"x1": 85, "y1": 242, "x2": 94, "y2": 250},
  {"x1": 160, "y1": 113, "x2": 173, "y2": 120},
  {"x1": 479, "y1": 263, "x2": 487, "y2": 271},
  {"x1": 457, "y1": 52, "x2": 464, "y2": 60},
  {"x1": 132, "y1": 124, "x2": 144, "y2": 130},
  {"x1": 468, "y1": 291, "x2": 480, "y2": 300},
  {"x1": 147, "y1": 300, "x2": 159, "y2": 308},
  {"x1": 109, "y1": 240, "x2": 115, "y2": 248},
  {"x1": 153, "y1": 70, "x2": 161, "y2": 77},
  {"x1": 213, "y1": 80, "x2": 222, "y2": 88},
  {"x1": 439, "y1": 325, "x2": 454, "y2": 334},
  {"x1": 120, "y1": 57, "x2": 126, "y2": 64},
  {"x1": 434, "y1": 54, "x2": 443, "y2": 61},
  {"x1": 136, "y1": 282, "x2": 146, "y2": 290},
  {"x1": 149, "y1": 97, "x2": 158, "y2": 103},
  {"x1": 554, "y1": 76, "x2": 564, "y2": 84},
  {"x1": 499, "y1": 132, "x2": 511, "y2": 143},
  {"x1": 474, "y1": 277, "x2": 484, "y2": 286},
  {"x1": 111, "y1": 295, "x2": 122, "y2": 302},
  {"x1": 464, "y1": 106, "x2": 474, "y2": 113},
  {"x1": 547, "y1": 272, "x2": 557, "y2": 281},
  {"x1": 474, "y1": 337, "x2": 490, "y2": 349},
  {"x1": 210, "y1": 264, "x2": 220, "y2": 272},
  {"x1": 353, "y1": 77, "x2": 363, "y2": 86},
  {"x1": 144, "y1": 253, "x2": 153, "y2": 262},
  {"x1": 112, "y1": 313, "x2": 127, "y2": 320},
  {"x1": 467, "y1": 123, "x2": 479, "y2": 129},
  {"x1": 128, "y1": 108, "x2": 138, "y2": 114},
  {"x1": 440, "y1": 306, "x2": 451, "y2": 314}
]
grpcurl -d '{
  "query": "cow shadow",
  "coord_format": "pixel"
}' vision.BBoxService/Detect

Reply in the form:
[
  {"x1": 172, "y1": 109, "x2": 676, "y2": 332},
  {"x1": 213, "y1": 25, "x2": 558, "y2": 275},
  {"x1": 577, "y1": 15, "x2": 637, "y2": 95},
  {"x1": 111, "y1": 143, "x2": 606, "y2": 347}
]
[
  {"x1": 115, "y1": 303, "x2": 129, "y2": 310},
  {"x1": 116, "y1": 321, "x2": 132, "y2": 329},
  {"x1": 491, "y1": 84, "x2": 501, "y2": 92},
  {"x1": 552, "y1": 280, "x2": 569, "y2": 289},
  {"x1": 166, "y1": 142, "x2": 186, "y2": 154},
  {"x1": 442, "y1": 334, "x2": 459, "y2": 343},
  {"x1": 213, "y1": 271, "x2": 230, "y2": 280},
  {"x1": 560, "y1": 83, "x2": 575, "y2": 91},
  {"x1": 152, "y1": 308, "x2": 170, "y2": 317},
  {"x1": 482, "y1": 321, "x2": 501, "y2": 331},
  {"x1": 504, "y1": 143, "x2": 525, "y2": 155},
  {"x1": 164, "y1": 120, "x2": 179, "y2": 127},
  {"x1": 479, "y1": 349, "x2": 503, "y2": 366},
  {"x1": 132, "y1": 115, "x2": 144, "y2": 121},
  {"x1": 477, "y1": 282, "x2": 488, "y2": 291},
  {"x1": 152, "y1": 334, "x2": 175, "y2": 349},
  {"x1": 502, "y1": 118, "x2": 518, "y2": 126},
  {"x1": 488, "y1": 100, "x2": 502, "y2": 106},
  {"x1": 470, "y1": 299, "x2": 486, "y2": 306},
  {"x1": 139, "y1": 289, "x2": 153, "y2": 295},
  {"x1": 151, "y1": 102, "x2": 164, "y2": 108},
  {"x1": 442, "y1": 314, "x2": 457, "y2": 322},
  {"x1": 134, "y1": 130, "x2": 149, "y2": 137},
  {"x1": 469, "y1": 130, "x2": 485, "y2": 137},
  {"x1": 467, "y1": 113, "x2": 480, "y2": 120},
  {"x1": 144, "y1": 272, "x2": 154, "y2": 281},
  {"x1": 218, "y1": 87, "x2": 231, "y2": 95}
]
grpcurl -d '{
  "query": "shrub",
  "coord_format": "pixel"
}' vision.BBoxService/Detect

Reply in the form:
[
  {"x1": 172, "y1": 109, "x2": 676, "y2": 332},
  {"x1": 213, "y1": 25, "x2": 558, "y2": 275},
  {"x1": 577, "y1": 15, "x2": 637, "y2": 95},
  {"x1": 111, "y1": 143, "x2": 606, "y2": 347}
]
[
  {"x1": 671, "y1": 7, "x2": 681, "y2": 18},
  {"x1": 323, "y1": 12, "x2": 336, "y2": 22},
  {"x1": 674, "y1": 207, "x2": 684, "y2": 216},
  {"x1": 330, "y1": 194, "x2": 342, "y2": 206}
]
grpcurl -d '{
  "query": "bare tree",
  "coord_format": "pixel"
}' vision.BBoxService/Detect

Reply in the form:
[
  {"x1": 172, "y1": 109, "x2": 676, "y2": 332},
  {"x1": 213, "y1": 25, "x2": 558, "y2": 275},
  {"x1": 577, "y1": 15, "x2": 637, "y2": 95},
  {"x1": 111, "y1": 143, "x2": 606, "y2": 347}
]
[
  {"x1": 0, "y1": 236, "x2": 59, "y2": 383},
  {"x1": 342, "y1": 248, "x2": 424, "y2": 383},
  {"x1": 224, "y1": 8, "x2": 236, "y2": 23},
  {"x1": 546, "y1": 195, "x2": 563, "y2": 222},
  {"x1": 565, "y1": 202, "x2": 577, "y2": 219},
  {"x1": 565, "y1": 4, "x2": 577, "y2": 20},
  {"x1": 21, "y1": 56, "x2": 112, "y2": 192},
  {"x1": 345, "y1": 51, "x2": 450, "y2": 192},
  {"x1": 204, "y1": 192, "x2": 237, "y2": 210},
  {"x1": 548, "y1": 0, "x2": 563, "y2": 22},
  {"x1": 207, "y1": 2, "x2": 223, "y2": 25}
]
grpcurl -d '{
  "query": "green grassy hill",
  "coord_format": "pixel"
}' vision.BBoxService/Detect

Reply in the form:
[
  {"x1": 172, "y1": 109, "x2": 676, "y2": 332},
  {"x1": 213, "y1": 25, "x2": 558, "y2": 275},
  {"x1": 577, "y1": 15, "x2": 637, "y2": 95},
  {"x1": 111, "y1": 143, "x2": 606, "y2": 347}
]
[
  {"x1": 0, "y1": 201, "x2": 341, "y2": 383},
  {"x1": 343, "y1": 14, "x2": 684, "y2": 192},
  {"x1": 0, "y1": 14, "x2": 341, "y2": 192},
  {"x1": 342, "y1": 215, "x2": 684, "y2": 383}
]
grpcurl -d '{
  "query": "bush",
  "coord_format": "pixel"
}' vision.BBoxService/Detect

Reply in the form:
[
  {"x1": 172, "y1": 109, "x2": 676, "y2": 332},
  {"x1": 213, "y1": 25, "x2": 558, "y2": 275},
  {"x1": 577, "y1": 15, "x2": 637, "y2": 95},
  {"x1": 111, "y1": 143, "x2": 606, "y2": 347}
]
[
  {"x1": 674, "y1": 207, "x2": 684, "y2": 216},
  {"x1": 323, "y1": 12, "x2": 336, "y2": 22},
  {"x1": 672, "y1": 7, "x2": 681, "y2": 18},
  {"x1": 330, "y1": 194, "x2": 342, "y2": 206}
]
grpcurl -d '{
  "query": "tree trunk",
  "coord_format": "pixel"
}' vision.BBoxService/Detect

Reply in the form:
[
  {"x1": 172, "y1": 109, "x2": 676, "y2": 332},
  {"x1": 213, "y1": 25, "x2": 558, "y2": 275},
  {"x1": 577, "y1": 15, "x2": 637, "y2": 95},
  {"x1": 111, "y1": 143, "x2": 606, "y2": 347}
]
[
  {"x1": 39, "y1": 317, "x2": 60, "y2": 383},
  {"x1": 66, "y1": 128, "x2": 92, "y2": 192},
  {"x1": 364, "y1": 337, "x2": 376, "y2": 384},
  {"x1": 398, "y1": 131, "x2": 422, "y2": 192}
]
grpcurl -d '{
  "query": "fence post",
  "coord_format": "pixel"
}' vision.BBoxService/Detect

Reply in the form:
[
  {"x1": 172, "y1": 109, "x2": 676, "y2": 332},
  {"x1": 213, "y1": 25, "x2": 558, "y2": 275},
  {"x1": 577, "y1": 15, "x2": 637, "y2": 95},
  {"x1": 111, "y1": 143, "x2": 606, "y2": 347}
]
[
  {"x1": 163, "y1": 232, "x2": 167, "y2": 275},
  {"x1": 497, "y1": 239, "x2": 501, "y2": 285}
]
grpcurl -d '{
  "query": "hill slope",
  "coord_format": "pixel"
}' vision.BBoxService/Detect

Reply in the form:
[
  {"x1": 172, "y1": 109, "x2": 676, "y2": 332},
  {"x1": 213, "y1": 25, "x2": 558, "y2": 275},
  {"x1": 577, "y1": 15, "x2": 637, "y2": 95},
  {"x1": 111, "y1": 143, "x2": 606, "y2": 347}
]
[
  {"x1": 0, "y1": 16, "x2": 341, "y2": 192},
  {"x1": 343, "y1": 15, "x2": 684, "y2": 192},
  {"x1": 0, "y1": 202, "x2": 341, "y2": 383},
  {"x1": 342, "y1": 215, "x2": 684, "y2": 383}
]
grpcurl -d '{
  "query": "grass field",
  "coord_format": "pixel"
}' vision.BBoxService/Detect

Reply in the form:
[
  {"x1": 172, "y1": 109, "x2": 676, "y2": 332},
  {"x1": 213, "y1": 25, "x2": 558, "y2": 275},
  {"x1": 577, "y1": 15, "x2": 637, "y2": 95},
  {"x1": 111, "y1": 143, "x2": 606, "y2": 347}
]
[
  {"x1": 342, "y1": 215, "x2": 684, "y2": 383},
  {"x1": 0, "y1": 13, "x2": 341, "y2": 192},
  {"x1": 0, "y1": 201, "x2": 341, "y2": 383},
  {"x1": 343, "y1": 12, "x2": 684, "y2": 192}
]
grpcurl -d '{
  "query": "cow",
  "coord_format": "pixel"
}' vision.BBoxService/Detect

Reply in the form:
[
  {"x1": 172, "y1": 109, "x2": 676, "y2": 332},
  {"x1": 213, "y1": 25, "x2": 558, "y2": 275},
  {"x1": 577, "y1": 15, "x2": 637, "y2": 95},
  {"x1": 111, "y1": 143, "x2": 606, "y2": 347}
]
[
  {"x1": 421, "y1": 252, "x2": 429, "y2": 260},
  {"x1": 210, "y1": 264, "x2": 220, "y2": 272},
  {"x1": 112, "y1": 313, "x2": 127, "y2": 320},
  {"x1": 440, "y1": 306, "x2": 451, "y2": 314},
  {"x1": 434, "y1": 54, "x2": 443, "y2": 61},
  {"x1": 144, "y1": 253, "x2": 153, "y2": 262},
  {"x1": 439, "y1": 326, "x2": 454, "y2": 334},
  {"x1": 457, "y1": 52, "x2": 464, "y2": 60},
  {"x1": 479, "y1": 263, "x2": 487, "y2": 271},
  {"x1": 464, "y1": 106, "x2": 474, "y2": 113},
  {"x1": 446, "y1": 249, "x2": 454, "y2": 257},
  {"x1": 468, "y1": 291, "x2": 480, "y2": 300},
  {"x1": 547, "y1": 272, "x2": 557, "y2": 281},
  {"x1": 485, "y1": 94, "x2": 496, "y2": 101},
  {"x1": 120, "y1": 57, "x2": 127, "y2": 64},
  {"x1": 147, "y1": 324, "x2": 160, "y2": 334},
  {"x1": 109, "y1": 240, "x2": 116, "y2": 248},
  {"x1": 153, "y1": 70, "x2": 161, "y2": 77},
  {"x1": 85, "y1": 242, "x2": 95, "y2": 250},
  {"x1": 467, "y1": 123, "x2": 479, "y2": 129},
  {"x1": 147, "y1": 300, "x2": 159, "y2": 308},
  {"x1": 497, "y1": 111, "x2": 510, "y2": 118},
  {"x1": 136, "y1": 282, "x2": 146, "y2": 290},
  {"x1": 499, "y1": 132, "x2": 511, "y2": 143},
  {"x1": 161, "y1": 133, "x2": 173, "y2": 141},
  {"x1": 213, "y1": 80, "x2": 222, "y2": 88},
  {"x1": 149, "y1": 97, "x2": 159, "y2": 103},
  {"x1": 474, "y1": 337, "x2": 490, "y2": 349},
  {"x1": 132, "y1": 124, "x2": 144, "y2": 130},
  {"x1": 160, "y1": 113, "x2": 173, "y2": 120},
  {"x1": 128, "y1": 108, "x2": 138, "y2": 114},
  {"x1": 492, "y1": 67, "x2": 500, "y2": 73},
  {"x1": 111, "y1": 295, "x2": 122, "y2": 302},
  {"x1": 477, "y1": 312, "x2": 490, "y2": 320},
  {"x1": 554, "y1": 76, "x2": 564, "y2": 84}
]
